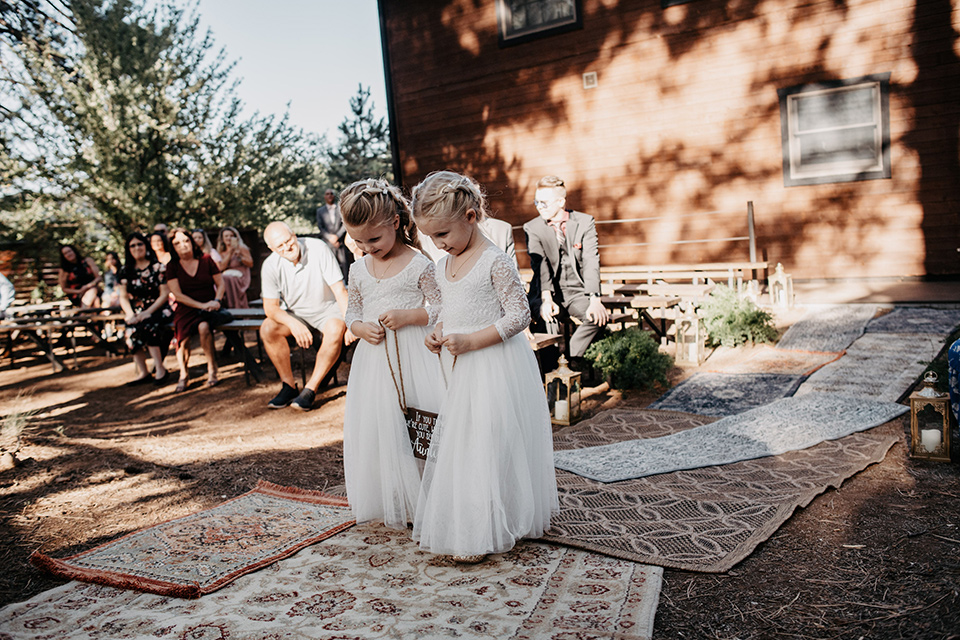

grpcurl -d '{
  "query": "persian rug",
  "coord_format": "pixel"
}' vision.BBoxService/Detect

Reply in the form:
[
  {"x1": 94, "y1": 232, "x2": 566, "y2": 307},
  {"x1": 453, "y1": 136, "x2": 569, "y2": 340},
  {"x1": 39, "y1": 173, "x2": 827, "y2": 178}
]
[
  {"x1": 2, "y1": 523, "x2": 664, "y2": 640},
  {"x1": 865, "y1": 306, "x2": 960, "y2": 336},
  {"x1": 795, "y1": 332, "x2": 946, "y2": 403},
  {"x1": 542, "y1": 408, "x2": 901, "y2": 572},
  {"x1": 30, "y1": 481, "x2": 355, "y2": 598},
  {"x1": 776, "y1": 304, "x2": 877, "y2": 352},
  {"x1": 554, "y1": 392, "x2": 907, "y2": 483},
  {"x1": 647, "y1": 372, "x2": 803, "y2": 417},
  {"x1": 704, "y1": 345, "x2": 843, "y2": 376}
]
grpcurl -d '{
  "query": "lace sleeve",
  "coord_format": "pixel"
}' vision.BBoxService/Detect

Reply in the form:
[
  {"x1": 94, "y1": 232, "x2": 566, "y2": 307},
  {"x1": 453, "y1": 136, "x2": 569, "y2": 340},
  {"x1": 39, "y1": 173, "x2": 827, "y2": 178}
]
[
  {"x1": 344, "y1": 262, "x2": 363, "y2": 329},
  {"x1": 418, "y1": 259, "x2": 443, "y2": 325},
  {"x1": 491, "y1": 252, "x2": 531, "y2": 342}
]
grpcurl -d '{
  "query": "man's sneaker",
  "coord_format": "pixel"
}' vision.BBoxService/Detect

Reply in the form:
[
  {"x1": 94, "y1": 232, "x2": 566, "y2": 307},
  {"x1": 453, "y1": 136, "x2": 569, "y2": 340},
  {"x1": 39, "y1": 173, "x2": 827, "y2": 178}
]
[
  {"x1": 268, "y1": 383, "x2": 299, "y2": 409},
  {"x1": 291, "y1": 388, "x2": 316, "y2": 412}
]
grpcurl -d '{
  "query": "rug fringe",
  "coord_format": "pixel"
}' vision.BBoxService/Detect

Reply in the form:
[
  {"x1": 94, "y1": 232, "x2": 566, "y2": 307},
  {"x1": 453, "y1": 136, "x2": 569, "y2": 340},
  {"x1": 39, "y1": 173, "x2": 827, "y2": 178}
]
[
  {"x1": 253, "y1": 480, "x2": 350, "y2": 506},
  {"x1": 29, "y1": 551, "x2": 202, "y2": 598}
]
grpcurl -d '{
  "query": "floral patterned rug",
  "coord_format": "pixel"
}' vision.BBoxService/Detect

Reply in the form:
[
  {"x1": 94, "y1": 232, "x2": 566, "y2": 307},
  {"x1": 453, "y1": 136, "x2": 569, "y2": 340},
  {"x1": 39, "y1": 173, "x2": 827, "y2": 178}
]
[
  {"x1": 647, "y1": 372, "x2": 803, "y2": 417},
  {"x1": 3, "y1": 523, "x2": 663, "y2": 640},
  {"x1": 543, "y1": 408, "x2": 901, "y2": 572},
  {"x1": 30, "y1": 481, "x2": 355, "y2": 598}
]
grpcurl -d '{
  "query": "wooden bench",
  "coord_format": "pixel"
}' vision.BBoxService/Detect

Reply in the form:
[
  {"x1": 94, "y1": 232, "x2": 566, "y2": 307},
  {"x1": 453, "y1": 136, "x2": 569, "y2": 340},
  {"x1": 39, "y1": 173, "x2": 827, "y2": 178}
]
[{"x1": 601, "y1": 262, "x2": 768, "y2": 290}]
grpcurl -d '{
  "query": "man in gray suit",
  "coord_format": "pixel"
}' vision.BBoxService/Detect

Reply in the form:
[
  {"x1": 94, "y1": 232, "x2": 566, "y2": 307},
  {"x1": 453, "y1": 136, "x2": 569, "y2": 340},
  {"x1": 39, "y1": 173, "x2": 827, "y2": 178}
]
[
  {"x1": 316, "y1": 188, "x2": 351, "y2": 282},
  {"x1": 523, "y1": 175, "x2": 608, "y2": 358}
]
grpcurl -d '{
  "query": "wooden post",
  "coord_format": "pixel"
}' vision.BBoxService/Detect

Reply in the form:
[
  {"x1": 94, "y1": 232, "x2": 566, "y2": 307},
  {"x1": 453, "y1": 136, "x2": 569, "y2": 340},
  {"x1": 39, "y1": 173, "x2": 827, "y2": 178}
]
[{"x1": 747, "y1": 201, "x2": 756, "y2": 263}]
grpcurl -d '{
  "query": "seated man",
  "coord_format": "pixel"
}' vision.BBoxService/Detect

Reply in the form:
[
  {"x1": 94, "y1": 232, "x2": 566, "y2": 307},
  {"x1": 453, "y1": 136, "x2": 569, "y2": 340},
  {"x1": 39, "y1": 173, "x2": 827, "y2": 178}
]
[
  {"x1": 523, "y1": 175, "x2": 609, "y2": 361},
  {"x1": 260, "y1": 221, "x2": 353, "y2": 411}
]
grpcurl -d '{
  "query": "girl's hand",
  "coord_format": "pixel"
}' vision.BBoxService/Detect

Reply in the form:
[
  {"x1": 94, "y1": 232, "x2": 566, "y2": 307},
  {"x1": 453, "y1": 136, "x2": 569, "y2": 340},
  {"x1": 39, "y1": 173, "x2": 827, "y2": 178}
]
[
  {"x1": 203, "y1": 299, "x2": 220, "y2": 311},
  {"x1": 125, "y1": 312, "x2": 138, "y2": 324},
  {"x1": 354, "y1": 321, "x2": 385, "y2": 345},
  {"x1": 439, "y1": 332, "x2": 475, "y2": 357},
  {"x1": 425, "y1": 327, "x2": 444, "y2": 354},
  {"x1": 379, "y1": 309, "x2": 411, "y2": 331}
]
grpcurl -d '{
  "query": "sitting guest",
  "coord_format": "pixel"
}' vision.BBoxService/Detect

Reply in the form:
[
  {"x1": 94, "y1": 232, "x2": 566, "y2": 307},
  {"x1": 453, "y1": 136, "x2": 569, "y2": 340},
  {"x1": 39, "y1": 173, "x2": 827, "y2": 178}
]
[
  {"x1": 0, "y1": 271, "x2": 14, "y2": 318},
  {"x1": 216, "y1": 226, "x2": 253, "y2": 308},
  {"x1": 166, "y1": 227, "x2": 225, "y2": 392},
  {"x1": 192, "y1": 228, "x2": 223, "y2": 264},
  {"x1": 118, "y1": 232, "x2": 172, "y2": 386},
  {"x1": 149, "y1": 231, "x2": 173, "y2": 265},
  {"x1": 101, "y1": 251, "x2": 122, "y2": 308},
  {"x1": 58, "y1": 244, "x2": 101, "y2": 308}
]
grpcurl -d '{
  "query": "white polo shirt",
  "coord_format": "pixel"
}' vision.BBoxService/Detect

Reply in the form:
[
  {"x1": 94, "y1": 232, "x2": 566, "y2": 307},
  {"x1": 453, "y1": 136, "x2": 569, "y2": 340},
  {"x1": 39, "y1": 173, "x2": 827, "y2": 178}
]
[{"x1": 261, "y1": 237, "x2": 343, "y2": 329}]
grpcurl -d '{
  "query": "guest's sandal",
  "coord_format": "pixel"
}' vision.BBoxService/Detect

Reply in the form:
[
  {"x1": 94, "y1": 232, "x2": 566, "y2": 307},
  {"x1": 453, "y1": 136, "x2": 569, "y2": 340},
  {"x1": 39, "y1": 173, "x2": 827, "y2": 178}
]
[{"x1": 175, "y1": 378, "x2": 188, "y2": 393}]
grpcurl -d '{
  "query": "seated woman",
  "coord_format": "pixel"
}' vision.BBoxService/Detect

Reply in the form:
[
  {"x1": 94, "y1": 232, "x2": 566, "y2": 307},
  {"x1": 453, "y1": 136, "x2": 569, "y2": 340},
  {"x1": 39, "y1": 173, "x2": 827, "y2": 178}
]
[
  {"x1": 192, "y1": 228, "x2": 222, "y2": 264},
  {"x1": 165, "y1": 227, "x2": 225, "y2": 392},
  {"x1": 149, "y1": 232, "x2": 173, "y2": 265},
  {"x1": 216, "y1": 226, "x2": 254, "y2": 309},
  {"x1": 117, "y1": 232, "x2": 172, "y2": 385},
  {"x1": 101, "y1": 251, "x2": 121, "y2": 308},
  {"x1": 58, "y1": 244, "x2": 101, "y2": 308}
]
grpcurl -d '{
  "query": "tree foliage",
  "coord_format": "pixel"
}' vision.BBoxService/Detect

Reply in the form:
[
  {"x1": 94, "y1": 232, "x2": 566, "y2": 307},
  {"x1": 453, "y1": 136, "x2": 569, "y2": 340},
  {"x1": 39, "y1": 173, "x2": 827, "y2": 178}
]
[
  {"x1": 0, "y1": 0, "x2": 326, "y2": 251},
  {"x1": 324, "y1": 84, "x2": 392, "y2": 190}
]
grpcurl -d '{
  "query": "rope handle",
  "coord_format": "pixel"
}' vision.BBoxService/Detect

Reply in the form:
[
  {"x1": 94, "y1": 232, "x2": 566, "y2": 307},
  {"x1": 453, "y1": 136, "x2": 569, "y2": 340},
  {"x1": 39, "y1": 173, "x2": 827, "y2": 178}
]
[{"x1": 382, "y1": 320, "x2": 455, "y2": 415}]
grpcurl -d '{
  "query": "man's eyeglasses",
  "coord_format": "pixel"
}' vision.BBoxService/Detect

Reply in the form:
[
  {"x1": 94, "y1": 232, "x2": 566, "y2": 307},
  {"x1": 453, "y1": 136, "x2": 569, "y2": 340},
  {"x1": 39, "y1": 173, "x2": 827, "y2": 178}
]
[{"x1": 534, "y1": 199, "x2": 558, "y2": 209}]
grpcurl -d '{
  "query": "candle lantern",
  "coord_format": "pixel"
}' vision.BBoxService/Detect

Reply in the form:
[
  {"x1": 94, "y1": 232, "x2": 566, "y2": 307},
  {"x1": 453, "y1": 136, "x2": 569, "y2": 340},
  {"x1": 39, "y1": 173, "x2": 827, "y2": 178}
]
[
  {"x1": 676, "y1": 305, "x2": 705, "y2": 366},
  {"x1": 909, "y1": 371, "x2": 951, "y2": 462},
  {"x1": 544, "y1": 355, "x2": 582, "y2": 426},
  {"x1": 767, "y1": 263, "x2": 794, "y2": 309}
]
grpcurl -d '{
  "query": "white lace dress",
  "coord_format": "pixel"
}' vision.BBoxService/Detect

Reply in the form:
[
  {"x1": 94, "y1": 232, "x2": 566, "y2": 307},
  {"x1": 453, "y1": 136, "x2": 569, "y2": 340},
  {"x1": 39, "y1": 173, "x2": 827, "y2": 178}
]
[
  {"x1": 343, "y1": 252, "x2": 443, "y2": 529},
  {"x1": 413, "y1": 246, "x2": 559, "y2": 556}
]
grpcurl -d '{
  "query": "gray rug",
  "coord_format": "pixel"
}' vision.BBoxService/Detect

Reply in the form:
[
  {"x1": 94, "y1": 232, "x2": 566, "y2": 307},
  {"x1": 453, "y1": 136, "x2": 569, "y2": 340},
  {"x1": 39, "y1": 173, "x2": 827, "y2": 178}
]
[
  {"x1": 794, "y1": 332, "x2": 946, "y2": 403},
  {"x1": 647, "y1": 372, "x2": 803, "y2": 417},
  {"x1": 776, "y1": 304, "x2": 877, "y2": 352},
  {"x1": 553, "y1": 392, "x2": 908, "y2": 483},
  {"x1": 865, "y1": 306, "x2": 960, "y2": 335}
]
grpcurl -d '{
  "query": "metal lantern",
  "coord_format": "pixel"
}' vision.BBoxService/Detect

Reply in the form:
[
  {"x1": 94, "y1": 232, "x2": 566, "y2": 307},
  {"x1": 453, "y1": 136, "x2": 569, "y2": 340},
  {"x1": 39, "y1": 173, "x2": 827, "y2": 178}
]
[
  {"x1": 544, "y1": 355, "x2": 582, "y2": 426},
  {"x1": 909, "y1": 371, "x2": 951, "y2": 462},
  {"x1": 768, "y1": 263, "x2": 794, "y2": 309},
  {"x1": 675, "y1": 305, "x2": 705, "y2": 366}
]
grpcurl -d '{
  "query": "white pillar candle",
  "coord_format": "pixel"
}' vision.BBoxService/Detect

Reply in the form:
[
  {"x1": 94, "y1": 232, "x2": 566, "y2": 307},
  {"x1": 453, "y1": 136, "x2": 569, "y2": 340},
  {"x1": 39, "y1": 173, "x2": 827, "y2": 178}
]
[
  {"x1": 921, "y1": 429, "x2": 941, "y2": 453},
  {"x1": 555, "y1": 400, "x2": 569, "y2": 421}
]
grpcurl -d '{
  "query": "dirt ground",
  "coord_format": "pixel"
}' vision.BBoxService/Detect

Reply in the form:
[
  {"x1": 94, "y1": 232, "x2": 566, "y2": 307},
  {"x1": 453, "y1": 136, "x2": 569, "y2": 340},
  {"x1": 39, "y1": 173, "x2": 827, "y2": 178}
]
[{"x1": 1, "y1": 324, "x2": 959, "y2": 639}]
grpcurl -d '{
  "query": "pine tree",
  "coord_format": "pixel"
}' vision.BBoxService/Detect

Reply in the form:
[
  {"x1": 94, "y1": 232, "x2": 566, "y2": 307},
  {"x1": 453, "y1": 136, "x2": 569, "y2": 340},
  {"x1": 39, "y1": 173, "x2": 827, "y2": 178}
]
[{"x1": 324, "y1": 85, "x2": 392, "y2": 190}]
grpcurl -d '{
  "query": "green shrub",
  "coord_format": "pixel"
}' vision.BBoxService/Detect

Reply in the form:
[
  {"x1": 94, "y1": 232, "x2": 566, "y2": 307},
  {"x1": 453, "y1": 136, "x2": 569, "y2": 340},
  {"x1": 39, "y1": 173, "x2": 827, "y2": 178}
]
[
  {"x1": 699, "y1": 285, "x2": 777, "y2": 348},
  {"x1": 585, "y1": 327, "x2": 673, "y2": 390}
]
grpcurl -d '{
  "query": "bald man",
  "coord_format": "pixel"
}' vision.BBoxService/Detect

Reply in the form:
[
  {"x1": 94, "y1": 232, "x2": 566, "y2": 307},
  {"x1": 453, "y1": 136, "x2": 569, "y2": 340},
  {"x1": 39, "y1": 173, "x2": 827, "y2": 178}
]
[{"x1": 259, "y1": 222, "x2": 353, "y2": 411}]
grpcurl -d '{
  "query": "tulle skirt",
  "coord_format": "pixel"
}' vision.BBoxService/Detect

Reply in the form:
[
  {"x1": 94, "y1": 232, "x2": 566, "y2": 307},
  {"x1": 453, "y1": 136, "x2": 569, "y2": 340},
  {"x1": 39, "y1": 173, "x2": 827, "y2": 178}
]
[
  {"x1": 343, "y1": 325, "x2": 444, "y2": 530},
  {"x1": 413, "y1": 332, "x2": 559, "y2": 555}
]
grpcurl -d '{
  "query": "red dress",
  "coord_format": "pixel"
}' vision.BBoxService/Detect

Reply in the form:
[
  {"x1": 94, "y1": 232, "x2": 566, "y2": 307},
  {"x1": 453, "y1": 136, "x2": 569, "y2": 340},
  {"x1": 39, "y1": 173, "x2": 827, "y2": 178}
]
[{"x1": 168, "y1": 255, "x2": 220, "y2": 344}]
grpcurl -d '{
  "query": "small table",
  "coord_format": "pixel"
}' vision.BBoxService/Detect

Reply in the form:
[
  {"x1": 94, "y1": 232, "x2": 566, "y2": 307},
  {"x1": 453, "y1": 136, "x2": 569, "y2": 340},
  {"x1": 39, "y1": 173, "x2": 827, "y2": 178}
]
[{"x1": 629, "y1": 295, "x2": 681, "y2": 340}]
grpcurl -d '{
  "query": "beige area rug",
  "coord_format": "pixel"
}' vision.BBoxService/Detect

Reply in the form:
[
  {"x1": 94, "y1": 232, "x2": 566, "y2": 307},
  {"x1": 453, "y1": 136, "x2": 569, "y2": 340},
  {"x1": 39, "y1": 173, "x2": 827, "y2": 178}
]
[
  {"x1": 543, "y1": 409, "x2": 901, "y2": 573},
  {"x1": 704, "y1": 345, "x2": 843, "y2": 376},
  {"x1": 1, "y1": 522, "x2": 663, "y2": 640}
]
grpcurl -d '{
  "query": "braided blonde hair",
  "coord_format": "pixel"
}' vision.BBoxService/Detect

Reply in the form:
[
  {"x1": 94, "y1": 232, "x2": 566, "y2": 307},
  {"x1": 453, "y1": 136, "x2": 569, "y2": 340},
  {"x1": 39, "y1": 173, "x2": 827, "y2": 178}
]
[
  {"x1": 339, "y1": 178, "x2": 421, "y2": 249},
  {"x1": 410, "y1": 170, "x2": 487, "y2": 224}
]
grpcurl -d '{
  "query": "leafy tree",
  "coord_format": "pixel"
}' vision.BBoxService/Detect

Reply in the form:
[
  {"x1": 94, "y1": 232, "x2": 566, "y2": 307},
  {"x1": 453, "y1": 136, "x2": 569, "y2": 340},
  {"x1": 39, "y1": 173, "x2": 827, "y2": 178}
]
[
  {"x1": 324, "y1": 84, "x2": 392, "y2": 190},
  {"x1": 0, "y1": 0, "x2": 325, "y2": 250}
]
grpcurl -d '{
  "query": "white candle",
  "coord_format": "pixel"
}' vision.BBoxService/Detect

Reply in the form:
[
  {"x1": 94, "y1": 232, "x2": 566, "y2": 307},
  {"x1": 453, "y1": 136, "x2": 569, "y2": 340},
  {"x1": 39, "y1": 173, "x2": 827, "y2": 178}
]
[
  {"x1": 921, "y1": 429, "x2": 941, "y2": 453},
  {"x1": 555, "y1": 400, "x2": 569, "y2": 421}
]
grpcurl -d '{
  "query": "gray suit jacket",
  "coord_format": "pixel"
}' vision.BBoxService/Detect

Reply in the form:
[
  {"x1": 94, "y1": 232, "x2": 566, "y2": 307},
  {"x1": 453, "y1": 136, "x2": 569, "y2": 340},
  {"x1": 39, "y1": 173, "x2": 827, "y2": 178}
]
[
  {"x1": 478, "y1": 217, "x2": 516, "y2": 265},
  {"x1": 523, "y1": 210, "x2": 601, "y2": 304}
]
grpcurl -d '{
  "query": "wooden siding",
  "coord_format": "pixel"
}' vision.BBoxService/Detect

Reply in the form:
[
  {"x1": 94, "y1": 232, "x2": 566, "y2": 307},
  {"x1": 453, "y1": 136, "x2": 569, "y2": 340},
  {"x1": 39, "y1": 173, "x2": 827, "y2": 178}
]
[{"x1": 380, "y1": 0, "x2": 960, "y2": 279}]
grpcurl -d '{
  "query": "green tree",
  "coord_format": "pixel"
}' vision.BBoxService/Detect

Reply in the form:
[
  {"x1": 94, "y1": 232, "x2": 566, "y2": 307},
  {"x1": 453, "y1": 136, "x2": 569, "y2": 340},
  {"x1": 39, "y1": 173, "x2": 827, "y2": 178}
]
[
  {"x1": 324, "y1": 84, "x2": 392, "y2": 190},
  {"x1": 0, "y1": 0, "x2": 325, "y2": 248}
]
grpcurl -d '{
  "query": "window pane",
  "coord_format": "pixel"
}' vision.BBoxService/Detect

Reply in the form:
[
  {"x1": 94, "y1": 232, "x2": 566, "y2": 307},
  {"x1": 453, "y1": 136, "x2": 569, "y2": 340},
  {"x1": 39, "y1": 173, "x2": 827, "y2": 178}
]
[
  {"x1": 798, "y1": 126, "x2": 879, "y2": 166},
  {"x1": 795, "y1": 86, "x2": 877, "y2": 132}
]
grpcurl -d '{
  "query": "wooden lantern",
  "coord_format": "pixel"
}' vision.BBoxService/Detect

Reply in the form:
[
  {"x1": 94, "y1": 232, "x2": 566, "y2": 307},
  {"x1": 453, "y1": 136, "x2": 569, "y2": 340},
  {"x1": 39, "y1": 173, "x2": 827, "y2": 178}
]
[
  {"x1": 675, "y1": 305, "x2": 705, "y2": 366},
  {"x1": 909, "y1": 371, "x2": 951, "y2": 462},
  {"x1": 545, "y1": 355, "x2": 581, "y2": 426},
  {"x1": 768, "y1": 263, "x2": 794, "y2": 309}
]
